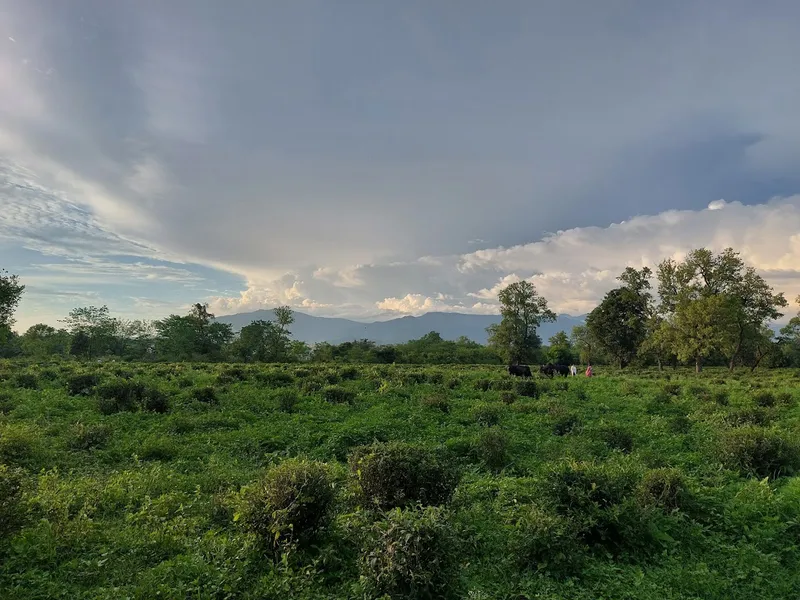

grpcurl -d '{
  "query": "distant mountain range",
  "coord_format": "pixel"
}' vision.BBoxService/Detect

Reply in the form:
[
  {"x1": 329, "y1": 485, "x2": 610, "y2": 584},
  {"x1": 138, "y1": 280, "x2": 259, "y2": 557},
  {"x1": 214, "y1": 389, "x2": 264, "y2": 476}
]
[{"x1": 215, "y1": 310, "x2": 586, "y2": 345}]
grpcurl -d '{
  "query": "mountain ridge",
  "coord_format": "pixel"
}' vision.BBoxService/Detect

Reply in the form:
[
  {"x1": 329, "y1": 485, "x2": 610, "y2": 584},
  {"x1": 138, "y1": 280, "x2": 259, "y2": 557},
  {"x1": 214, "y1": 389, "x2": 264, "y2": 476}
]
[{"x1": 215, "y1": 309, "x2": 586, "y2": 345}]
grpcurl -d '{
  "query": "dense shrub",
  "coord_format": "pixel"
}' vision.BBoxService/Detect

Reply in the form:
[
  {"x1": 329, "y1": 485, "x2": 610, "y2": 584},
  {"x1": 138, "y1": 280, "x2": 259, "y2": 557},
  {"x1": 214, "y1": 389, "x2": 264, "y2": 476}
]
[
  {"x1": 553, "y1": 413, "x2": 581, "y2": 436},
  {"x1": 712, "y1": 390, "x2": 729, "y2": 406},
  {"x1": 516, "y1": 379, "x2": 540, "y2": 398},
  {"x1": 71, "y1": 423, "x2": 113, "y2": 450},
  {"x1": 240, "y1": 458, "x2": 334, "y2": 552},
  {"x1": 275, "y1": 389, "x2": 299, "y2": 413},
  {"x1": 0, "y1": 463, "x2": 25, "y2": 538},
  {"x1": 510, "y1": 504, "x2": 583, "y2": 576},
  {"x1": 349, "y1": 442, "x2": 459, "y2": 510},
  {"x1": 0, "y1": 425, "x2": 37, "y2": 466},
  {"x1": 13, "y1": 373, "x2": 38, "y2": 389},
  {"x1": 421, "y1": 394, "x2": 450, "y2": 413},
  {"x1": 139, "y1": 437, "x2": 178, "y2": 461},
  {"x1": 668, "y1": 415, "x2": 692, "y2": 434},
  {"x1": 190, "y1": 386, "x2": 218, "y2": 404},
  {"x1": 475, "y1": 427, "x2": 509, "y2": 472},
  {"x1": 338, "y1": 366, "x2": 359, "y2": 381},
  {"x1": 445, "y1": 377, "x2": 460, "y2": 390},
  {"x1": 256, "y1": 370, "x2": 295, "y2": 387},
  {"x1": 359, "y1": 506, "x2": 460, "y2": 600},
  {"x1": 637, "y1": 468, "x2": 687, "y2": 511},
  {"x1": 218, "y1": 366, "x2": 248, "y2": 383},
  {"x1": 595, "y1": 424, "x2": 634, "y2": 453},
  {"x1": 754, "y1": 391, "x2": 776, "y2": 408},
  {"x1": 724, "y1": 406, "x2": 772, "y2": 427},
  {"x1": 470, "y1": 403, "x2": 502, "y2": 427},
  {"x1": 499, "y1": 391, "x2": 517, "y2": 405},
  {"x1": 717, "y1": 426, "x2": 800, "y2": 479},
  {"x1": 544, "y1": 460, "x2": 649, "y2": 553},
  {"x1": 323, "y1": 385, "x2": 356, "y2": 404},
  {"x1": 662, "y1": 382, "x2": 681, "y2": 396},
  {"x1": 300, "y1": 377, "x2": 325, "y2": 393},
  {"x1": 0, "y1": 391, "x2": 15, "y2": 415},
  {"x1": 97, "y1": 379, "x2": 168, "y2": 414},
  {"x1": 473, "y1": 379, "x2": 492, "y2": 392}
]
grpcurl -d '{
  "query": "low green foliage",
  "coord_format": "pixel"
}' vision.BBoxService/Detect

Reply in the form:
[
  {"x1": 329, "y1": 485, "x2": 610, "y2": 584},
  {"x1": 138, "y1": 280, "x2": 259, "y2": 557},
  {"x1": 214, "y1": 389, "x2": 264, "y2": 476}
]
[
  {"x1": 349, "y1": 442, "x2": 459, "y2": 510},
  {"x1": 359, "y1": 506, "x2": 460, "y2": 600},
  {"x1": 0, "y1": 361, "x2": 799, "y2": 598},
  {"x1": 239, "y1": 458, "x2": 334, "y2": 553}
]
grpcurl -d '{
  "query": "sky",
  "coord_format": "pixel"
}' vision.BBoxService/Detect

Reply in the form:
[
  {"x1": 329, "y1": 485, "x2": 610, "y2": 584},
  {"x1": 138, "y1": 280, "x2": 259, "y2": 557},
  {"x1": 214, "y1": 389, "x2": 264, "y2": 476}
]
[{"x1": 3, "y1": 0, "x2": 800, "y2": 332}]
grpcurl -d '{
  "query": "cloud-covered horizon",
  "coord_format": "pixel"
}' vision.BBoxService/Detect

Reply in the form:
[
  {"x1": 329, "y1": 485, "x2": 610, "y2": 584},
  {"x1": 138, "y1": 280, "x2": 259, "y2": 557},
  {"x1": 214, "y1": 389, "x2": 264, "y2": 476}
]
[{"x1": 3, "y1": 2, "x2": 800, "y2": 331}]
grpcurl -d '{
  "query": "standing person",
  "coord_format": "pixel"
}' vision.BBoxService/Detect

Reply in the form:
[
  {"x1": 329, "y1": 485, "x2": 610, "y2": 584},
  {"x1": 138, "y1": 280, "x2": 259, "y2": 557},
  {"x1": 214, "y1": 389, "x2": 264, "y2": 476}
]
[{"x1": 585, "y1": 364, "x2": 593, "y2": 377}]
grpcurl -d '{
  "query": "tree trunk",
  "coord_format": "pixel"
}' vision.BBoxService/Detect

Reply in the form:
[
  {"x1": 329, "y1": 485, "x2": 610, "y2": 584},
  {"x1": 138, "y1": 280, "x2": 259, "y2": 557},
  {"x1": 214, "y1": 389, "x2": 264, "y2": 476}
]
[
  {"x1": 695, "y1": 356, "x2": 702, "y2": 373},
  {"x1": 657, "y1": 358, "x2": 662, "y2": 371}
]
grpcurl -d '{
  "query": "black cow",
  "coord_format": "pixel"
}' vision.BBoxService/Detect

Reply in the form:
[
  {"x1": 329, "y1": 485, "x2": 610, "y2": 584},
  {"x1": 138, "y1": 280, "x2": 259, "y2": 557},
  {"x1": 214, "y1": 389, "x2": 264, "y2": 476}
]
[
  {"x1": 540, "y1": 363, "x2": 569, "y2": 378},
  {"x1": 507, "y1": 364, "x2": 532, "y2": 378}
]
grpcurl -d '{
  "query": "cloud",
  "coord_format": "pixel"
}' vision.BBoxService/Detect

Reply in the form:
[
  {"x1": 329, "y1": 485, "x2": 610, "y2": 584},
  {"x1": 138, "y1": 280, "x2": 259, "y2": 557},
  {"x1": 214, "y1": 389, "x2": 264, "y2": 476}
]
[
  {"x1": 208, "y1": 196, "x2": 800, "y2": 321},
  {"x1": 5, "y1": 3, "x2": 800, "y2": 330}
]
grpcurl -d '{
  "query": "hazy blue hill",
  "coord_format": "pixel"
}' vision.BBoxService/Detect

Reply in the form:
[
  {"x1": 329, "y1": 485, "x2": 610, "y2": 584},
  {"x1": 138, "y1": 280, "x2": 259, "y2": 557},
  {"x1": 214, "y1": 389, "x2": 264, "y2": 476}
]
[{"x1": 215, "y1": 310, "x2": 586, "y2": 345}]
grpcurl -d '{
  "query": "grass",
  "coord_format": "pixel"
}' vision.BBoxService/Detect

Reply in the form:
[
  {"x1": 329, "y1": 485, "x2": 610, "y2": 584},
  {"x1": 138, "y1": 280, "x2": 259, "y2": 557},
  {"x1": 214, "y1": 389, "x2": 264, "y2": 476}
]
[{"x1": 1, "y1": 360, "x2": 800, "y2": 598}]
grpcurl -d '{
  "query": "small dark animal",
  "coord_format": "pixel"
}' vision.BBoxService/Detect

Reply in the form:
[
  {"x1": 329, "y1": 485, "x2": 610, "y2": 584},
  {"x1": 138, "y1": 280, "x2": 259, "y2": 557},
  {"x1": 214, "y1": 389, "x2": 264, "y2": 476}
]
[
  {"x1": 540, "y1": 363, "x2": 569, "y2": 378},
  {"x1": 508, "y1": 364, "x2": 532, "y2": 378}
]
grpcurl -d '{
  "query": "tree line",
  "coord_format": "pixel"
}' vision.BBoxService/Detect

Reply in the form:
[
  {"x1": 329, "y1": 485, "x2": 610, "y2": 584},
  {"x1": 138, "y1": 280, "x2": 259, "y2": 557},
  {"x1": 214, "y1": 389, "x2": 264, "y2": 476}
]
[{"x1": 1, "y1": 247, "x2": 800, "y2": 368}]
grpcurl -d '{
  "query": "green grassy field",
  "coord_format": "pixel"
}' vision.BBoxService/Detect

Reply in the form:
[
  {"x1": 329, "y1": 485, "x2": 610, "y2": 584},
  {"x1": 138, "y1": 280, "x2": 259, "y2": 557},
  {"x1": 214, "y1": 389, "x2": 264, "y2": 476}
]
[{"x1": 1, "y1": 361, "x2": 800, "y2": 599}]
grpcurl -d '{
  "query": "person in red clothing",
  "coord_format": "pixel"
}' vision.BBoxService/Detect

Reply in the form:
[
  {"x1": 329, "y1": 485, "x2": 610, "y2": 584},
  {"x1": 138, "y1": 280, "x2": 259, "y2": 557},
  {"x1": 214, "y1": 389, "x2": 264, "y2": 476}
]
[{"x1": 585, "y1": 364, "x2": 593, "y2": 377}]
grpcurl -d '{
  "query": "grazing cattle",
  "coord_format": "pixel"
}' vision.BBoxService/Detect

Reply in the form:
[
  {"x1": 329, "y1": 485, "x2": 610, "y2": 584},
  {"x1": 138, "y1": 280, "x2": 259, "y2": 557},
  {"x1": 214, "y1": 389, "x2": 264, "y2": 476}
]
[
  {"x1": 540, "y1": 363, "x2": 570, "y2": 378},
  {"x1": 508, "y1": 364, "x2": 532, "y2": 377}
]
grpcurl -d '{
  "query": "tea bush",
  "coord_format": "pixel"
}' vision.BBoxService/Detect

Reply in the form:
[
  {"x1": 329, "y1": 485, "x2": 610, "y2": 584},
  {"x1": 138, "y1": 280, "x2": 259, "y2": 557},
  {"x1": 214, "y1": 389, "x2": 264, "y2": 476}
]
[
  {"x1": 323, "y1": 385, "x2": 356, "y2": 404},
  {"x1": 475, "y1": 426, "x2": 509, "y2": 472},
  {"x1": 359, "y1": 506, "x2": 460, "y2": 600},
  {"x1": 717, "y1": 426, "x2": 800, "y2": 479},
  {"x1": 637, "y1": 467, "x2": 687, "y2": 511},
  {"x1": 509, "y1": 504, "x2": 584, "y2": 576},
  {"x1": 70, "y1": 422, "x2": 113, "y2": 450},
  {"x1": 349, "y1": 442, "x2": 459, "y2": 510},
  {"x1": 190, "y1": 386, "x2": 218, "y2": 404},
  {"x1": 0, "y1": 463, "x2": 25, "y2": 538},
  {"x1": 239, "y1": 458, "x2": 334, "y2": 552},
  {"x1": 275, "y1": 389, "x2": 299, "y2": 413},
  {"x1": 470, "y1": 403, "x2": 502, "y2": 427},
  {"x1": 515, "y1": 379, "x2": 540, "y2": 398},
  {"x1": 13, "y1": 373, "x2": 38, "y2": 389}
]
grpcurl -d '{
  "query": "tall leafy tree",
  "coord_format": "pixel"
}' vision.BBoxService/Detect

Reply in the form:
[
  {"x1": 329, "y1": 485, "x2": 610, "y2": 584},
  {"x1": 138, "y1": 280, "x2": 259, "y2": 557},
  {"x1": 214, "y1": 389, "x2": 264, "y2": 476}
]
[
  {"x1": 586, "y1": 267, "x2": 653, "y2": 368},
  {"x1": 20, "y1": 324, "x2": 71, "y2": 358},
  {"x1": 60, "y1": 305, "x2": 118, "y2": 358},
  {"x1": 570, "y1": 324, "x2": 601, "y2": 365},
  {"x1": 486, "y1": 280, "x2": 556, "y2": 365},
  {"x1": 657, "y1": 248, "x2": 786, "y2": 371},
  {"x1": 546, "y1": 331, "x2": 575, "y2": 364},
  {"x1": 0, "y1": 270, "x2": 25, "y2": 328}
]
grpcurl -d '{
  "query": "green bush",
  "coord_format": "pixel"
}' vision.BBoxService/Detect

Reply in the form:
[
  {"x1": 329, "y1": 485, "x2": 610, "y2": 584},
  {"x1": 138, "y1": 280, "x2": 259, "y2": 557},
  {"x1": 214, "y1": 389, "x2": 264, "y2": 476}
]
[
  {"x1": 71, "y1": 422, "x2": 113, "y2": 450},
  {"x1": 553, "y1": 413, "x2": 581, "y2": 436},
  {"x1": 470, "y1": 403, "x2": 502, "y2": 427},
  {"x1": 662, "y1": 382, "x2": 681, "y2": 396},
  {"x1": 13, "y1": 373, "x2": 38, "y2": 390},
  {"x1": 190, "y1": 386, "x2": 218, "y2": 404},
  {"x1": 338, "y1": 366, "x2": 359, "y2": 380},
  {"x1": 516, "y1": 379, "x2": 540, "y2": 398},
  {"x1": 475, "y1": 427, "x2": 509, "y2": 472},
  {"x1": 712, "y1": 390, "x2": 729, "y2": 406},
  {"x1": 139, "y1": 437, "x2": 178, "y2": 461},
  {"x1": 359, "y1": 506, "x2": 460, "y2": 600},
  {"x1": 349, "y1": 442, "x2": 459, "y2": 510},
  {"x1": 510, "y1": 504, "x2": 583, "y2": 576},
  {"x1": 323, "y1": 385, "x2": 356, "y2": 404},
  {"x1": 724, "y1": 406, "x2": 772, "y2": 427},
  {"x1": 275, "y1": 389, "x2": 299, "y2": 413},
  {"x1": 637, "y1": 468, "x2": 687, "y2": 511},
  {"x1": 0, "y1": 463, "x2": 25, "y2": 538},
  {"x1": 473, "y1": 379, "x2": 492, "y2": 392},
  {"x1": 240, "y1": 458, "x2": 334, "y2": 552},
  {"x1": 544, "y1": 460, "x2": 649, "y2": 553},
  {"x1": 754, "y1": 391, "x2": 776, "y2": 408},
  {"x1": 717, "y1": 426, "x2": 800, "y2": 479},
  {"x1": 300, "y1": 377, "x2": 325, "y2": 393},
  {"x1": 595, "y1": 424, "x2": 634, "y2": 453},
  {"x1": 421, "y1": 394, "x2": 450, "y2": 413},
  {"x1": 0, "y1": 391, "x2": 15, "y2": 415},
  {"x1": 499, "y1": 391, "x2": 517, "y2": 405},
  {"x1": 218, "y1": 366, "x2": 248, "y2": 383},
  {"x1": 96, "y1": 379, "x2": 167, "y2": 414},
  {"x1": 256, "y1": 370, "x2": 295, "y2": 387},
  {"x1": 0, "y1": 424, "x2": 36, "y2": 466}
]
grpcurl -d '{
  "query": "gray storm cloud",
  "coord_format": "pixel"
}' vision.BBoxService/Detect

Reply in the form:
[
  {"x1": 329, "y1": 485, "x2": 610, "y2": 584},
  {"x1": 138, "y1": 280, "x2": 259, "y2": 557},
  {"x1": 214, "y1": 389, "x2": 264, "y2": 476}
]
[{"x1": 3, "y1": 1, "x2": 800, "y2": 328}]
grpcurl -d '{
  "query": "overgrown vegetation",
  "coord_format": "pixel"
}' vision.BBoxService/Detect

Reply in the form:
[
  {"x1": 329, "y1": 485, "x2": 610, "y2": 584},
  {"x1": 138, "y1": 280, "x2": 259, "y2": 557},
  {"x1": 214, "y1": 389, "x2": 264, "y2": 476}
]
[{"x1": 0, "y1": 361, "x2": 798, "y2": 598}]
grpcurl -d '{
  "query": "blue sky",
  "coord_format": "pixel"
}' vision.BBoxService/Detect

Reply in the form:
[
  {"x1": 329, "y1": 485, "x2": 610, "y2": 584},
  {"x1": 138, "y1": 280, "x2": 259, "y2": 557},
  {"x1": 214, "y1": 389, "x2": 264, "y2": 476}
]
[{"x1": 3, "y1": 0, "x2": 800, "y2": 331}]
